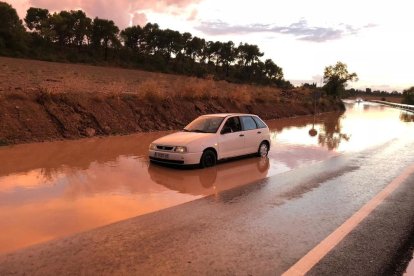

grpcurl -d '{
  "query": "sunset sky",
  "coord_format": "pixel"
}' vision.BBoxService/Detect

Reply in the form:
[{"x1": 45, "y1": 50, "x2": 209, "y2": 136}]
[{"x1": 8, "y1": 0, "x2": 414, "y2": 92}]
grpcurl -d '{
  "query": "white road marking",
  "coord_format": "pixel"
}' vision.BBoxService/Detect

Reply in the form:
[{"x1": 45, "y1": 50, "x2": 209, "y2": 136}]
[{"x1": 283, "y1": 163, "x2": 414, "y2": 276}]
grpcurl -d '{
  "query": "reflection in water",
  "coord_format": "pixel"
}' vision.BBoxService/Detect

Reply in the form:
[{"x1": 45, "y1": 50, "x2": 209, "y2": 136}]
[
  {"x1": 308, "y1": 113, "x2": 318, "y2": 137},
  {"x1": 148, "y1": 157, "x2": 269, "y2": 194},
  {"x1": 0, "y1": 100, "x2": 413, "y2": 254},
  {"x1": 317, "y1": 116, "x2": 350, "y2": 150},
  {"x1": 400, "y1": 112, "x2": 414, "y2": 122}
]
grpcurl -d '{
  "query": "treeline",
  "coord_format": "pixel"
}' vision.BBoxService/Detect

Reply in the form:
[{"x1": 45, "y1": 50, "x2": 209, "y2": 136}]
[
  {"x1": 0, "y1": 2, "x2": 292, "y2": 88},
  {"x1": 344, "y1": 87, "x2": 414, "y2": 105},
  {"x1": 402, "y1": 87, "x2": 414, "y2": 104},
  {"x1": 344, "y1": 88, "x2": 402, "y2": 98}
]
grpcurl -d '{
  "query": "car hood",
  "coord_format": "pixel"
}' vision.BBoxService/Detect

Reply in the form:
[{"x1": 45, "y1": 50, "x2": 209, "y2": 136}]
[{"x1": 153, "y1": 131, "x2": 214, "y2": 146}]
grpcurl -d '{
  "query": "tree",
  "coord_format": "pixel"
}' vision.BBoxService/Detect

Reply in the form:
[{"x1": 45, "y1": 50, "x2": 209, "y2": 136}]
[
  {"x1": 48, "y1": 11, "x2": 73, "y2": 46},
  {"x1": 402, "y1": 87, "x2": 414, "y2": 105},
  {"x1": 237, "y1": 43, "x2": 263, "y2": 67},
  {"x1": 323, "y1": 61, "x2": 358, "y2": 98},
  {"x1": 156, "y1": 29, "x2": 182, "y2": 60},
  {"x1": 264, "y1": 59, "x2": 283, "y2": 81},
  {"x1": 236, "y1": 43, "x2": 264, "y2": 80},
  {"x1": 91, "y1": 17, "x2": 120, "y2": 60},
  {"x1": 217, "y1": 41, "x2": 236, "y2": 77},
  {"x1": 142, "y1": 23, "x2": 160, "y2": 55},
  {"x1": 70, "y1": 10, "x2": 92, "y2": 48},
  {"x1": 205, "y1": 41, "x2": 221, "y2": 65},
  {"x1": 121, "y1": 25, "x2": 144, "y2": 51},
  {"x1": 24, "y1": 7, "x2": 49, "y2": 32},
  {"x1": 0, "y1": 1, "x2": 27, "y2": 52},
  {"x1": 185, "y1": 36, "x2": 205, "y2": 62}
]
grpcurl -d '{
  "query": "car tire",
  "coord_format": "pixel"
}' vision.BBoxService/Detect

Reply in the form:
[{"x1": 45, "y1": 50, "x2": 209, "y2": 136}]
[
  {"x1": 200, "y1": 149, "x2": 217, "y2": 168},
  {"x1": 257, "y1": 141, "x2": 269, "y2": 157}
]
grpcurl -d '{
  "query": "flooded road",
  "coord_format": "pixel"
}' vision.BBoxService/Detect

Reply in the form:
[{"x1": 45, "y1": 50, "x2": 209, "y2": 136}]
[{"x1": 0, "y1": 101, "x2": 413, "y2": 254}]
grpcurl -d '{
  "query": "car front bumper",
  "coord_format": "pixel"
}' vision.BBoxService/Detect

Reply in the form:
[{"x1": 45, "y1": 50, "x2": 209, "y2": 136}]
[{"x1": 148, "y1": 150, "x2": 202, "y2": 165}]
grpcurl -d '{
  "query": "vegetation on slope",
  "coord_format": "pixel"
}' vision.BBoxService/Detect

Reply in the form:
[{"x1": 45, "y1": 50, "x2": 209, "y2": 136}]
[{"x1": 0, "y1": 57, "x2": 345, "y2": 145}]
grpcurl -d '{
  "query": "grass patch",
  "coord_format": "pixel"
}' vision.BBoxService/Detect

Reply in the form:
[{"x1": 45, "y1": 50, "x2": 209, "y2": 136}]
[
  {"x1": 227, "y1": 85, "x2": 252, "y2": 104},
  {"x1": 139, "y1": 80, "x2": 168, "y2": 102}
]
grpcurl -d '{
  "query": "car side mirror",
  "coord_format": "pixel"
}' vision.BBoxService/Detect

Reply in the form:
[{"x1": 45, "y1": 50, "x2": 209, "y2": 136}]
[{"x1": 221, "y1": 127, "x2": 232, "y2": 134}]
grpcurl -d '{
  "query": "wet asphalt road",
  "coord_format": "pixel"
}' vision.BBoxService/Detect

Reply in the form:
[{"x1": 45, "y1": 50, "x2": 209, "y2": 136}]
[{"x1": 1, "y1": 130, "x2": 414, "y2": 275}]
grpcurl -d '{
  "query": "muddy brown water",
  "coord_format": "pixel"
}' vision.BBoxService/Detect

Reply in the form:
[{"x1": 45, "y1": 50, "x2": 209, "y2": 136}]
[{"x1": 0, "y1": 101, "x2": 412, "y2": 254}]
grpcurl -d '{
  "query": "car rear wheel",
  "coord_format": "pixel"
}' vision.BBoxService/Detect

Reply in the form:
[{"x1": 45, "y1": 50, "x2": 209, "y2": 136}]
[
  {"x1": 200, "y1": 149, "x2": 217, "y2": 168},
  {"x1": 257, "y1": 142, "x2": 269, "y2": 157}
]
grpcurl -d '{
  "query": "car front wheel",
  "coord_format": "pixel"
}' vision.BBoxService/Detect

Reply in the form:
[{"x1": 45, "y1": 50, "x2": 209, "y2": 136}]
[{"x1": 200, "y1": 149, "x2": 217, "y2": 168}]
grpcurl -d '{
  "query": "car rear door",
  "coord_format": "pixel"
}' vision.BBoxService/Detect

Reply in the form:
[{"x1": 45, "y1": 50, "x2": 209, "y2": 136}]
[{"x1": 240, "y1": 116, "x2": 261, "y2": 154}]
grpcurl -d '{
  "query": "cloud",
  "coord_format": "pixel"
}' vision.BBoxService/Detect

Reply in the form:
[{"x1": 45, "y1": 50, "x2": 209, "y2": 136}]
[
  {"x1": 132, "y1": 12, "x2": 148, "y2": 26},
  {"x1": 196, "y1": 19, "x2": 377, "y2": 42},
  {"x1": 187, "y1": 9, "x2": 198, "y2": 21},
  {"x1": 10, "y1": 0, "x2": 201, "y2": 29}
]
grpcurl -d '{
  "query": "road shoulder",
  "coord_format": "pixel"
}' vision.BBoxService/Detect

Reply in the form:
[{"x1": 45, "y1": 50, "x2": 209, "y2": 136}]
[{"x1": 308, "y1": 174, "x2": 414, "y2": 276}]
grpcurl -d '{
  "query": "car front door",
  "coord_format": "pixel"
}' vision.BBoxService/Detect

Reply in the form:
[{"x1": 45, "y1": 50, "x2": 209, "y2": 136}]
[{"x1": 218, "y1": 116, "x2": 245, "y2": 159}]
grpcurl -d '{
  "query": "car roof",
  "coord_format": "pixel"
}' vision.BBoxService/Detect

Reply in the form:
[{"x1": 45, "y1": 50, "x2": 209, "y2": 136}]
[{"x1": 202, "y1": 113, "x2": 258, "y2": 118}]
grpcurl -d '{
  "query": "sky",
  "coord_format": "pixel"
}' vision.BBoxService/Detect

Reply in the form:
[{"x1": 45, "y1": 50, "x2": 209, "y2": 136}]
[{"x1": 8, "y1": 0, "x2": 414, "y2": 92}]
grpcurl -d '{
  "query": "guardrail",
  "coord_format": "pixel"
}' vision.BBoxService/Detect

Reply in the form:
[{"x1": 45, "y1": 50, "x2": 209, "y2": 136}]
[{"x1": 369, "y1": 100, "x2": 414, "y2": 113}]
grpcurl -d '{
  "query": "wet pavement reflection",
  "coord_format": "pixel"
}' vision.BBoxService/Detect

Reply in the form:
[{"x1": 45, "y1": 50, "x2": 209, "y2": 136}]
[{"x1": 0, "y1": 100, "x2": 413, "y2": 253}]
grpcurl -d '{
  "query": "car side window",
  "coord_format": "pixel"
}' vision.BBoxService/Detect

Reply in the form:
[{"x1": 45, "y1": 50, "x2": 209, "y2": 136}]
[
  {"x1": 222, "y1": 116, "x2": 242, "y2": 133},
  {"x1": 241, "y1": 116, "x2": 257, "y2": 131},
  {"x1": 252, "y1": 116, "x2": 266, "y2": 128}
]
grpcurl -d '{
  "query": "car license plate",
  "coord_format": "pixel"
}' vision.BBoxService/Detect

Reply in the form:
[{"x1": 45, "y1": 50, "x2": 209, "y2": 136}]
[{"x1": 155, "y1": 152, "x2": 169, "y2": 159}]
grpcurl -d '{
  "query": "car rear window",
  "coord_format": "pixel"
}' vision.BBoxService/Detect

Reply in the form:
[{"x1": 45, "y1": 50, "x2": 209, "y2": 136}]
[
  {"x1": 241, "y1": 116, "x2": 257, "y2": 130},
  {"x1": 252, "y1": 116, "x2": 267, "y2": 128}
]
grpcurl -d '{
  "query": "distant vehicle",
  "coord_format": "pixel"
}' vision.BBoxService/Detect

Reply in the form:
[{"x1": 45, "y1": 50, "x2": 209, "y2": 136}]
[
  {"x1": 356, "y1": 97, "x2": 364, "y2": 103},
  {"x1": 149, "y1": 114, "x2": 271, "y2": 168}
]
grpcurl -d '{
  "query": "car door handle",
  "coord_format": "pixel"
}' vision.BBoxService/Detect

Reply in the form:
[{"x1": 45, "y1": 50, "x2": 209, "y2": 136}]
[
  {"x1": 257, "y1": 131, "x2": 262, "y2": 134},
  {"x1": 239, "y1": 134, "x2": 244, "y2": 137}
]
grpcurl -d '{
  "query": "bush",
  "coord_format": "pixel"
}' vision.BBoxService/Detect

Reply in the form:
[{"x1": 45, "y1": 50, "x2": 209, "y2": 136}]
[
  {"x1": 0, "y1": 138, "x2": 9, "y2": 146},
  {"x1": 402, "y1": 87, "x2": 414, "y2": 105}
]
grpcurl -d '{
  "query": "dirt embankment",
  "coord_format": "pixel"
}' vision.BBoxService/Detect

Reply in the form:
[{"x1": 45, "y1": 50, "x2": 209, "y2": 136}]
[
  {"x1": 0, "y1": 57, "x2": 345, "y2": 145},
  {"x1": 0, "y1": 91, "x2": 344, "y2": 146}
]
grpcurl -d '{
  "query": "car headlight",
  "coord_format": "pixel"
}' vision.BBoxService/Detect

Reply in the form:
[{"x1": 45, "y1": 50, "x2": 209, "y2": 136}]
[
  {"x1": 149, "y1": 143, "x2": 157, "y2": 150},
  {"x1": 174, "y1": 146, "x2": 187, "y2": 153}
]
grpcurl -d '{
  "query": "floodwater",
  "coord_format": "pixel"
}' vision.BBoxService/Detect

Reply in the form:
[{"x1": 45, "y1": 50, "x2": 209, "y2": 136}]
[{"x1": 0, "y1": 101, "x2": 413, "y2": 254}]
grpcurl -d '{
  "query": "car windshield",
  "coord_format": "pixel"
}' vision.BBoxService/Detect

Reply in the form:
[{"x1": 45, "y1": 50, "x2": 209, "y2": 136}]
[{"x1": 183, "y1": 116, "x2": 224, "y2": 133}]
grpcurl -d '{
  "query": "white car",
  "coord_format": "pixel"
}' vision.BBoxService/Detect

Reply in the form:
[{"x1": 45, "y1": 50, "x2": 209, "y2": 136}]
[{"x1": 149, "y1": 113, "x2": 271, "y2": 168}]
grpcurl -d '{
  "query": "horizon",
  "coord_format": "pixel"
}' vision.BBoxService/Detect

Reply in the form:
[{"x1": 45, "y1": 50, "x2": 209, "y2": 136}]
[{"x1": 8, "y1": 0, "x2": 414, "y2": 92}]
